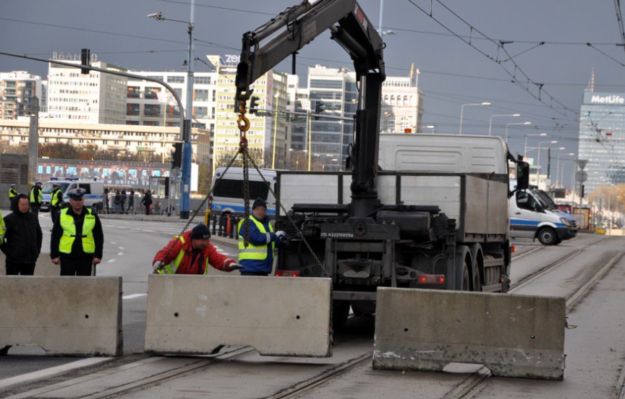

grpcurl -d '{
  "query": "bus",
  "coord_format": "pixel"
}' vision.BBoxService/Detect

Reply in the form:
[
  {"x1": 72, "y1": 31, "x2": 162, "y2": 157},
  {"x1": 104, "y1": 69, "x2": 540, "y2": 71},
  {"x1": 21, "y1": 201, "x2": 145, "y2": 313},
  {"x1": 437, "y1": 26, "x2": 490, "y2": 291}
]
[{"x1": 211, "y1": 167, "x2": 277, "y2": 216}]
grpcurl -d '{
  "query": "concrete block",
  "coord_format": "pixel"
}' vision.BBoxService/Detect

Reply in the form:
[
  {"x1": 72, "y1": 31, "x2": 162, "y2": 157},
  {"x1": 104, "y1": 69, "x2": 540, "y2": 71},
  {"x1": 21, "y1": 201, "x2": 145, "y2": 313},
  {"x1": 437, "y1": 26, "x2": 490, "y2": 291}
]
[
  {"x1": 145, "y1": 275, "x2": 332, "y2": 357},
  {"x1": 0, "y1": 276, "x2": 122, "y2": 356},
  {"x1": 373, "y1": 288, "x2": 566, "y2": 380}
]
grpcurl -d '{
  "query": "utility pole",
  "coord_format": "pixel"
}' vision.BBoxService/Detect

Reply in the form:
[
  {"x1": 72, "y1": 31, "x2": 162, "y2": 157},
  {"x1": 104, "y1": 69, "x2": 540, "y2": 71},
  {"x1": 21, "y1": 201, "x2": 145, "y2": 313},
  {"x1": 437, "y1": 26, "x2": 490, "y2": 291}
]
[
  {"x1": 27, "y1": 96, "x2": 39, "y2": 184},
  {"x1": 179, "y1": 0, "x2": 195, "y2": 219}
]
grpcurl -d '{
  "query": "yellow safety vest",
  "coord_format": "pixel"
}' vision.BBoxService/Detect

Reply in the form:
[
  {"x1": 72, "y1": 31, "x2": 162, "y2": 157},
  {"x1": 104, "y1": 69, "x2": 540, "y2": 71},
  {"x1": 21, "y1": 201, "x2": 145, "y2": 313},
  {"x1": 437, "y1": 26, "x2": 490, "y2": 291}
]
[
  {"x1": 51, "y1": 188, "x2": 63, "y2": 207},
  {"x1": 0, "y1": 210, "x2": 5, "y2": 244},
  {"x1": 8, "y1": 188, "x2": 17, "y2": 199},
  {"x1": 59, "y1": 208, "x2": 96, "y2": 254},
  {"x1": 157, "y1": 235, "x2": 211, "y2": 274},
  {"x1": 237, "y1": 216, "x2": 275, "y2": 262},
  {"x1": 29, "y1": 187, "x2": 42, "y2": 204}
]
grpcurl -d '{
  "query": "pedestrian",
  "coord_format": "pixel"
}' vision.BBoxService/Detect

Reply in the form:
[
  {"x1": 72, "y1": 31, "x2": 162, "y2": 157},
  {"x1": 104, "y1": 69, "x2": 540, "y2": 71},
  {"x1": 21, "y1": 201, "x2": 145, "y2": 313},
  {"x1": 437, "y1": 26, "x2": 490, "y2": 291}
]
[
  {"x1": 152, "y1": 223, "x2": 240, "y2": 274},
  {"x1": 237, "y1": 198, "x2": 286, "y2": 276},
  {"x1": 29, "y1": 181, "x2": 43, "y2": 217},
  {"x1": 142, "y1": 190, "x2": 153, "y2": 215},
  {"x1": 50, "y1": 183, "x2": 64, "y2": 226},
  {"x1": 120, "y1": 190, "x2": 127, "y2": 214},
  {"x1": 8, "y1": 184, "x2": 17, "y2": 205},
  {"x1": 127, "y1": 189, "x2": 135, "y2": 214},
  {"x1": 0, "y1": 194, "x2": 42, "y2": 275},
  {"x1": 103, "y1": 188, "x2": 110, "y2": 214},
  {"x1": 114, "y1": 190, "x2": 121, "y2": 213},
  {"x1": 50, "y1": 188, "x2": 104, "y2": 276}
]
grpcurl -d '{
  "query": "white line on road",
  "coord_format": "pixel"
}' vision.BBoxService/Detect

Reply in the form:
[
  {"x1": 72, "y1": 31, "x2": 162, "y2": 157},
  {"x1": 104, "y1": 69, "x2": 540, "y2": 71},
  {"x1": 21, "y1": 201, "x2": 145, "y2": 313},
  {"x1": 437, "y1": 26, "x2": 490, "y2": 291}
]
[
  {"x1": 122, "y1": 293, "x2": 147, "y2": 300},
  {"x1": 118, "y1": 246, "x2": 125, "y2": 250},
  {"x1": 107, "y1": 259, "x2": 116, "y2": 263},
  {"x1": 117, "y1": 252, "x2": 124, "y2": 256}
]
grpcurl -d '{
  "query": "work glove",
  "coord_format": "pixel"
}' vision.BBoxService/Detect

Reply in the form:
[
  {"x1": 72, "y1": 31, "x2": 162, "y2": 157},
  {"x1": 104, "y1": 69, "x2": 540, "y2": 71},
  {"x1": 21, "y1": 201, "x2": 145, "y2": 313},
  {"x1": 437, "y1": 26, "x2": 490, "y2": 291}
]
[
  {"x1": 152, "y1": 261, "x2": 165, "y2": 272},
  {"x1": 226, "y1": 263, "x2": 242, "y2": 272},
  {"x1": 275, "y1": 230, "x2": 287, "y2": 242}
]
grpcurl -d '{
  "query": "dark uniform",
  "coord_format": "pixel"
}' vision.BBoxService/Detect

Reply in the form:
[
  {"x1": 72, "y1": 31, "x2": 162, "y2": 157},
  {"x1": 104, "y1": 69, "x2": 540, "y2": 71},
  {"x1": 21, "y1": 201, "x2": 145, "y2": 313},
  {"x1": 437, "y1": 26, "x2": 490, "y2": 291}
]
[
  {"x1": 1, "y1": 196, "x2": 42, "y2": 275},
  {"x1": 50, "y1": 189, "x2": 104, "y2": 276}
]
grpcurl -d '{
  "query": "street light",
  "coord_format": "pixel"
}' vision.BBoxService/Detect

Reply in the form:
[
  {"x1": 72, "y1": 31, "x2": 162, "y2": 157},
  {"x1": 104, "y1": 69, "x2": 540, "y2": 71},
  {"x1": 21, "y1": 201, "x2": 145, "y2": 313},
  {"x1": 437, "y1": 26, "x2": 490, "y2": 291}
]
[
  {"x1": 378, "y1": 0, "x2": 396, "y2": 36},
  {"x1": 148, "y1": 2, "x2": 195, "y2": 219},
  {"x1": 488, "y1": 113, "x2": 520, "y2": 136},
  {"x1": 425, "y1": 124, "x2": 436, "y2": 133},
  {"x1": 536, "y1": 140, "x2": 557, "y2": 187},
  {"x1": 523, "y1": 132, "x2": 547, "y2": 158},
  {"x1": 504, "y1": 121, "x2": 531, "y2": 141},
  {"x1": 459, "y1": 102, "x2": 491, "y2": 135}
]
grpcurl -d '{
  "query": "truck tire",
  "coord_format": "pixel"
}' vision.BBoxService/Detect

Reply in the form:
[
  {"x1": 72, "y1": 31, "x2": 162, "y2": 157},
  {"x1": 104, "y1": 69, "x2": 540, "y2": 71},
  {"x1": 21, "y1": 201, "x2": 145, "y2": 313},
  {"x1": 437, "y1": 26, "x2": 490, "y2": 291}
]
[
  {"x1": 332, "y1": 301, "x2": 350, "y2": 331},
  {"x1": 470, "y1": 245, "x2": 483, "y2": 292},
  {"x1": 537, "y1": 227, "x2": 558, "y2": 246},
  {"x1": 455, "y1": 246, "x2": 472, "y2": 291}
]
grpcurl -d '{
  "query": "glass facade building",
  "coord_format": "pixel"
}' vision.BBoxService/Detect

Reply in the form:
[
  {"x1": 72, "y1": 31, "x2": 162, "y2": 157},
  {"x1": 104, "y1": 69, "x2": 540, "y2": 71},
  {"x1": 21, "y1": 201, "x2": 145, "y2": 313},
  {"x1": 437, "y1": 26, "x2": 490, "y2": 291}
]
[{"x1": 578, "y1": 90, "x2": 625, "y2": 193}]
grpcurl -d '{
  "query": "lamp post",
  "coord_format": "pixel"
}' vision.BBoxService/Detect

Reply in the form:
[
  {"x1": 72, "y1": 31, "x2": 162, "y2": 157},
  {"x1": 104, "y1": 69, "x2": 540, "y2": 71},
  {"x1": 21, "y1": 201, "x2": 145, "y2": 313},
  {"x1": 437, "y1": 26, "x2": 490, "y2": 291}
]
[
  {"x1": 536, "y1": 140, "x2": 557, "y2": 187},
  {"x1": 459, "y1": 101, "x2": 491, "y2": 135},
  {"x1": 378, "y1": 0, "x2": 395, "y2": 36},
  {"x1": 556, "y1": 152, "x2": 575, "y2": 187},
  {"x1": 504, "y1": 121, "x2": 531, "y2": 142},
  {"x1": 488, "y1": 113, "x2": 520, "y2": 136},
  {"x1": 523, "y1": 132, "x2": 547, "y2": 158},
  {"x1": 148, "y1": 3, "x2": 195, "y2": 219},
  {"x1": 425, "y1": 124, "x2": 436, "y2": 133}
]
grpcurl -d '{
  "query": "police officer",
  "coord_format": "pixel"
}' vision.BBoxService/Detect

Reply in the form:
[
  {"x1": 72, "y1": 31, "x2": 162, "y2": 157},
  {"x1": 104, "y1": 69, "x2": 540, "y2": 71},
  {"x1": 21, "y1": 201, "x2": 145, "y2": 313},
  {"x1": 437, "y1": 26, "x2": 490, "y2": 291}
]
[
  {"x1": 50, "y1": 188, "x2": 104, "y2": 276},
  {"x1": 29, "y1": 181, "x2": 43, "y2": 216},
  {"x1": 50, "y1": 183, "x2": 64, "y2": 225},
  {"x1": 237, "y1": 198, "x2": 286, "y2": 276},
  {"x1": 0, "y1": 194, "x2": 42, "y2": 275},
  {"x1": 0, "y1": 208, "x2": 5, "y2": 245}
]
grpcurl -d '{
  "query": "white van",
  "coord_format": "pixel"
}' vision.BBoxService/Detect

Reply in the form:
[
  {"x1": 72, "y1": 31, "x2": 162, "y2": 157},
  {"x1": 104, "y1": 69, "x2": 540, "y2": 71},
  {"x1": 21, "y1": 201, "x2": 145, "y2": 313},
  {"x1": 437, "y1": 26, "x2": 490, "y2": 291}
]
[
  {"x1": 41, "y1": 179, "x2": 105, "y2": 212},
  {"x1": 509, "y1": 188, "x2": 577, "y2": 245},
  {"x1": 211, "y1": 167, "x2": 277, "y2": 216}
]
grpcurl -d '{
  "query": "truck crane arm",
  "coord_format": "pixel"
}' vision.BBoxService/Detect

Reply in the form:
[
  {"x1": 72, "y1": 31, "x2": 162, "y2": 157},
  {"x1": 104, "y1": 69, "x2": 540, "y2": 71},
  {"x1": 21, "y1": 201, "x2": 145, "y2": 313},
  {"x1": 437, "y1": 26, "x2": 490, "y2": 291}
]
[{"x1": 235, "y1": 0, "x2": 385, "y2": 217}]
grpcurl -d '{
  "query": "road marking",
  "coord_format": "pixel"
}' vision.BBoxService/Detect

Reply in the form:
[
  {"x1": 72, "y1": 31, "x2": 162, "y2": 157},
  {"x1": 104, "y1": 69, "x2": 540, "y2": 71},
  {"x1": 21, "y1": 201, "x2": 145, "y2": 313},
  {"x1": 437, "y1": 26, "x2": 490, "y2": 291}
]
[
  {"x1": 117, "y1": 252, "x2": 124, "y2": 256},
  {"x1": 118, "y1": 246, "x2": 125, "y2": 250},
  {"x1": 107, "y1": 259, "x2": 116, "y2": 263},
  {"x1": 0, "y1": 357, "x2": 112, "y2": 391},
  {"x1": 122, "y1": 293, "x2": 147, "y2": 300}
]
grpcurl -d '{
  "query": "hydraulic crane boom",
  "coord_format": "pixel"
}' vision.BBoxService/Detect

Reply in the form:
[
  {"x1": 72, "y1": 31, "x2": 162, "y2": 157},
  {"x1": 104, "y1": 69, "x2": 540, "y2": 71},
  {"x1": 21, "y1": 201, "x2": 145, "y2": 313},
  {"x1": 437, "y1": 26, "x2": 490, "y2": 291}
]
[{"x1": 235, "y1": 0, "x2": 385, "y2": 217}]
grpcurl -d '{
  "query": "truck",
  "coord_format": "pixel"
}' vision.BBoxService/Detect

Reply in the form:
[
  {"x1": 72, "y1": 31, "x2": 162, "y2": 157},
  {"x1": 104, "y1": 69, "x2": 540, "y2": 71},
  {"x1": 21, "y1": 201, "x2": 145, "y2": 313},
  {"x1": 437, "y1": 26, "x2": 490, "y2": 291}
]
[{"x1": 232, "y1": 0, "x2": 530, "y2": 327}]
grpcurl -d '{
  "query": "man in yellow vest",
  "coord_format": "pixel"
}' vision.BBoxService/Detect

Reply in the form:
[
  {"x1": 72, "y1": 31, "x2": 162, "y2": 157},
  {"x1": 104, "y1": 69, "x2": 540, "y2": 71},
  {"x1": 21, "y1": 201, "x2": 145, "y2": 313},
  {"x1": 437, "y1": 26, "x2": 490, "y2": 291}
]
[
  {"x1": 0, "y1": 209, "x2": 5, "y2": 245},
  {"x1": 50, "y1": 188, "x2": 104, "y2": 276},
  {"x1": 50, "y1": 183, "x2": 64, "y2": 225},
  {"x1": 29, "y1": 181, "x2": 43, "y2": 217},
  {"x1": 237, "y1": 198, "x2": 286, "y2": 276}
]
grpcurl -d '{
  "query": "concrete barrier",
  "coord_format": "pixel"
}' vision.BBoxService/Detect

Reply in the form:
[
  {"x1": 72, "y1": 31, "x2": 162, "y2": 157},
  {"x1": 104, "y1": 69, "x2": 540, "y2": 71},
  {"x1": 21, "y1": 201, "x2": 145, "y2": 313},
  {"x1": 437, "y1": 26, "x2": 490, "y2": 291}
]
[
  {"x1": 145, "y1": 275, "x2": 332, "y2": 357},
  {"x1": 373, "y1": 288, "x2": 566, "y2": 380},
  {"x1": 0, "y1": 277, "x2": 122, "y2": 356}
]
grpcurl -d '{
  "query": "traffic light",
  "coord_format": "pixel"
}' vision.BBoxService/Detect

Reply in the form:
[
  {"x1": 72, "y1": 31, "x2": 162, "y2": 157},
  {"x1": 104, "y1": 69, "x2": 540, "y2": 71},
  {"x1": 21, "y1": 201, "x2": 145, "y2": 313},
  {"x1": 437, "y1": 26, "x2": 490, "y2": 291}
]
[
  {"x1": 172, "y1": 142, "x2": 182, "y2": 168},
  {"x1": 80, "y1": 48, "x2": 91, "y2": 74},
  {"x1": 249, "y1": 96, "x2": 260, "y2": 114}
]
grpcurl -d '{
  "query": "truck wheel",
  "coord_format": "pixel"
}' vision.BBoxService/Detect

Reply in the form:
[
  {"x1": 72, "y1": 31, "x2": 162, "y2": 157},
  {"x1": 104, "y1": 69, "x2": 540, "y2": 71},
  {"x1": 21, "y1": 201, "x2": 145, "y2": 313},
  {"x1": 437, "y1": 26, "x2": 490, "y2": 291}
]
[
  {"x1": 332, "y1": 301, "x2": 350, "y2": 331},
  {"x1": 537, "y1": 227, "x2": 558, "y2": 245},
  {"x1": 455, "y1": 246, "x2": 472, "y2": 291}
]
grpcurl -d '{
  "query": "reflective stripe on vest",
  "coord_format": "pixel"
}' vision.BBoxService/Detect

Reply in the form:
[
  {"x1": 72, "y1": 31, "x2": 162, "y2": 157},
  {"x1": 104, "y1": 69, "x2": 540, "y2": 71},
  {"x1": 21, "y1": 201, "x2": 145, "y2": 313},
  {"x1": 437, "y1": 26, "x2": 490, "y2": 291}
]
[
  {"x1": 0, "y1": 211, "x2": 5, "y2": 243},
  {"x1": 237, "y1": 216, "x2": 274, "y2": 262},
  {"x1": 158, "y1": 235, "x2": 210, "y2": 275},
  {"x1": 8, "y1": 189, "x2": 17, "y2": 199},
  {"x1": 59, "y1": 208, "x2": 96, "y2": 254}
]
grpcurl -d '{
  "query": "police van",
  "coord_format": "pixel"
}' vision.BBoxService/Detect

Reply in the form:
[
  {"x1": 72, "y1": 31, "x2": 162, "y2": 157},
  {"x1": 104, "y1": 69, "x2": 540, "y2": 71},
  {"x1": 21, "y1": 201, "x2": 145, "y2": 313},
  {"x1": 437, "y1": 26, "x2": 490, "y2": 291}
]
[
  {"x1": 211, "y1": 167, "x2": 277, "y2": 216},
  {"x1": 41, "y1": 178, "x2": 105, "y2": 212},
  {"x1": 509, "y1": 187, "x2": 577, "y2": 245}
]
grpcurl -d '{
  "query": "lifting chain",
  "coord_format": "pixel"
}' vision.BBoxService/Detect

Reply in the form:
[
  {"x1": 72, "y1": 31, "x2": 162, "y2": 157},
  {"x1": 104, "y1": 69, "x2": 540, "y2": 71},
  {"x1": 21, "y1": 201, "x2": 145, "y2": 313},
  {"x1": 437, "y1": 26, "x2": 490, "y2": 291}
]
[{"x1": 238, "y1": 100, "x2": 252, "y2": 247}]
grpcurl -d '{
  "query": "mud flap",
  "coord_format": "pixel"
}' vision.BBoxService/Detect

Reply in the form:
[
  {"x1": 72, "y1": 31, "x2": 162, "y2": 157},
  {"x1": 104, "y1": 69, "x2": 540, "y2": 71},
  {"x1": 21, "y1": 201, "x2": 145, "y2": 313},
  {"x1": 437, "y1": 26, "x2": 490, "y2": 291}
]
[
  {"x1": 145, "y1": 275, "x2": 332, "y2": 357},
  {"x1": 373, "y1": 287, "x2": 566, "y2": 380}
]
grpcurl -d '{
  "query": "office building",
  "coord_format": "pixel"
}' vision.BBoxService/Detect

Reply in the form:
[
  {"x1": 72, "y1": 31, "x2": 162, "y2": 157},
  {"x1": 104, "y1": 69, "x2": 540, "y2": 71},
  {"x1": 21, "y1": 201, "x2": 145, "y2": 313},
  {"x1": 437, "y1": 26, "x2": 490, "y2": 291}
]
[{"x1": 0, "y1": 71, "x2": 43, "y2": 119}]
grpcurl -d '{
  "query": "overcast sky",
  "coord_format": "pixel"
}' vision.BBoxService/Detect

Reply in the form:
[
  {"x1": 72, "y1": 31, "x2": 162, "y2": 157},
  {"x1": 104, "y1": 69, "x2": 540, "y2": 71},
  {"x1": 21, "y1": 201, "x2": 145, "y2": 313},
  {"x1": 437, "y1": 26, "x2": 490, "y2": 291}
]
[{"x1": 1, "y1": 0, "x2": 624, "y2": 179}]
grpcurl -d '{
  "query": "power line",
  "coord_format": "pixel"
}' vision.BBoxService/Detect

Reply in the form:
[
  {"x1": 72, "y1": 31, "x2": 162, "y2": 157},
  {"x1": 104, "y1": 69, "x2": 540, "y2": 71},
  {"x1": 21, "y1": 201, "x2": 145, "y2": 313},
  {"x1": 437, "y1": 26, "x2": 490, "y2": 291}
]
[
  {"x1": 406, "y1": 0, "x2": 576, "y2": 118},
  {"x1": 614, "y1": 0, "x2": 625, "y2": 54}
]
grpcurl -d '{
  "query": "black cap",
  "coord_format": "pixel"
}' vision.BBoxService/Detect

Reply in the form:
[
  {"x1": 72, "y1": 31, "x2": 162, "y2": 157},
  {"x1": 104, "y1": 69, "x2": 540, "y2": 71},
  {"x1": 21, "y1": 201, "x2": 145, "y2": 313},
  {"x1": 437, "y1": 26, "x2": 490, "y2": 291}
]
[
  {"x1": 191, "y1": 223, "x2": 211, "y2": 240},
  {"x1": 67, "y1": 188, "x2": 86, "y2": 200},
  {"x1": 252, "y1": 198, "x2": 267, "y2": 210}
]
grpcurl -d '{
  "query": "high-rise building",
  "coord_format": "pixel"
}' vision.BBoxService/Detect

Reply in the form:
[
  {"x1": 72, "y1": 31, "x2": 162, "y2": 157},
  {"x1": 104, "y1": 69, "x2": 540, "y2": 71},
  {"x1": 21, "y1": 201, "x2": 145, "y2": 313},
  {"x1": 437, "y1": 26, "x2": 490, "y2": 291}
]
[
  {"x1": 381, "y1": 67, "x2": 423, "y2": 133},
  {"x1": 209, "y1": 55, "x2": 288, "y2": 171},
  {"x1": 0, "y1": 71, "x2": 43, "y2": 119},
  {"x1": 307, "y1": 65, "x2": 357, "y2": 171},
  {"x1": 578, "y1": 86, "x2": 625, "y2": 193},
  {"x1": 126, "y1": 71, "x2": 217, "y2": 131},
  {"x1": 47, "y1": 53, "x2": 127, "y2": 124}
]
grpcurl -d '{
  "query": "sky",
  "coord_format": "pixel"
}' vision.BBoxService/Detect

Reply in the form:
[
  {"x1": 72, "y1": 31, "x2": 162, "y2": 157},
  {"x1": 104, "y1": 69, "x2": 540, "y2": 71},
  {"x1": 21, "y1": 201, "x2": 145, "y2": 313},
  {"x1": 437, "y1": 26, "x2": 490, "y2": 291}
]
[{"x1": 1, "y1": 0, "x2": 625, "y2": 187}]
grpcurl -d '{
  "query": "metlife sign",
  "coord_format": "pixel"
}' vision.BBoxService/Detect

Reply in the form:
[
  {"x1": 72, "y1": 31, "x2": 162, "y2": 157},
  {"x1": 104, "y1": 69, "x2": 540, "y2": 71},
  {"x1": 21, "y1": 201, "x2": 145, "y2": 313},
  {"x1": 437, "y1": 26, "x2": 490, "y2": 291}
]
[{"x1": 584, "y1": 92, "x2": 625, "y2": 105}]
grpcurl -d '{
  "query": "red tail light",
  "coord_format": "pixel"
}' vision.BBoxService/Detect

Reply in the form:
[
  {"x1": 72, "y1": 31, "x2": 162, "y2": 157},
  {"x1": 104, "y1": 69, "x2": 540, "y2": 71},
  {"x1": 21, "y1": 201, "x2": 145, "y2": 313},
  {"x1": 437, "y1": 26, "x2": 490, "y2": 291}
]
[
  {"x1": 417, "y1": 274, "x2": 445, "y2": 285},
  {"x1": 276, "y1": 270, "x2": 301, "y2": 277}
]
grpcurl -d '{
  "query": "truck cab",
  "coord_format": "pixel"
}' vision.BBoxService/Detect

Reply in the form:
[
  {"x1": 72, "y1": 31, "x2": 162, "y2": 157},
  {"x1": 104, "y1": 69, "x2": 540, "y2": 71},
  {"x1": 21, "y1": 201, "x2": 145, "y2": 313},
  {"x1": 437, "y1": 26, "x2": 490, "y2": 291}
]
[{"x1": 509, "y1": 188, "x2": 577, "y2": 245}]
